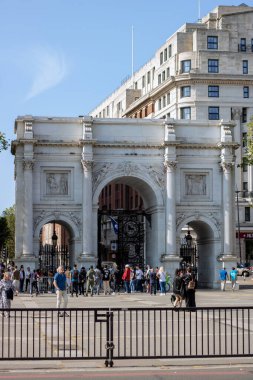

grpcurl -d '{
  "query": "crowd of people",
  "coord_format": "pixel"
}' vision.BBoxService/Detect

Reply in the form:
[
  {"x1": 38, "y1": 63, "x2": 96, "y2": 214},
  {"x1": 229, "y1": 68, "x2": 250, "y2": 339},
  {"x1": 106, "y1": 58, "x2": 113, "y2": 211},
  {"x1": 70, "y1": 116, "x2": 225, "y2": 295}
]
[{"x1": 0, "y1": 261, "x2": 198, "y2": 317}]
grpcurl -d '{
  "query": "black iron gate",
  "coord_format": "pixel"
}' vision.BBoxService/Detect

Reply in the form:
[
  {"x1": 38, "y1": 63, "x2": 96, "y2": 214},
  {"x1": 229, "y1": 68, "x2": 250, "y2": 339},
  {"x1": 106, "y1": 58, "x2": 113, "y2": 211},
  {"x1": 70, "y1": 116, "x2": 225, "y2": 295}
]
[
  {"x1": 98, "y1": 210, "x2": 150, "y2": 269},
  {"x1": 180, "y1": 244, "x2": 198, "y2": 276},
  {"x1": 39, "y1": 244, "x2": 70, "y2": 273}
]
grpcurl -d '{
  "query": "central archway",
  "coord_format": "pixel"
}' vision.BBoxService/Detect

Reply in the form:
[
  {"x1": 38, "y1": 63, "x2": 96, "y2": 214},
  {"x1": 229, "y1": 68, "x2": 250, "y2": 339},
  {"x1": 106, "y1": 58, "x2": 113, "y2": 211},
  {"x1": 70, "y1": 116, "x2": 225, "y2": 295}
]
[{"x1": 93, "y1": 173, "x2": 164, "y2": 269}]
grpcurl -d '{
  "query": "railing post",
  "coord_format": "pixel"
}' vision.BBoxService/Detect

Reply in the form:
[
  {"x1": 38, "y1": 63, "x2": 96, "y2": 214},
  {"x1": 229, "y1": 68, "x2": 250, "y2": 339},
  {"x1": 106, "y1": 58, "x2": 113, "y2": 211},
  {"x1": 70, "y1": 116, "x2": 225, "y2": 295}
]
[{"x1": 105, "y1": 310, "x2": 114, "y2": 367}]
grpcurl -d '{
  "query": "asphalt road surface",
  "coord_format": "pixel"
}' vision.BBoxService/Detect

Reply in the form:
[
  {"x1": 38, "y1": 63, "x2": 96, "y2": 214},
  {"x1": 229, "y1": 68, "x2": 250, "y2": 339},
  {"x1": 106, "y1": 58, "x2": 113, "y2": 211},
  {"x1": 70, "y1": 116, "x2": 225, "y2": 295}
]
[{"x1": 0, "y1": 367, "x2": 253, "y2": 380}]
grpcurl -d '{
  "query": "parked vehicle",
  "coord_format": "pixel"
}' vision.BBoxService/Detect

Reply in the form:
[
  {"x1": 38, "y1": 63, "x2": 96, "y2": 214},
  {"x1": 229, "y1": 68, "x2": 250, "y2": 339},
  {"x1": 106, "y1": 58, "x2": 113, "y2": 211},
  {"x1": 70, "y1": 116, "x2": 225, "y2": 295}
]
[{"x1": 237, "y1": 264, "x2": 250, "y2": 277}]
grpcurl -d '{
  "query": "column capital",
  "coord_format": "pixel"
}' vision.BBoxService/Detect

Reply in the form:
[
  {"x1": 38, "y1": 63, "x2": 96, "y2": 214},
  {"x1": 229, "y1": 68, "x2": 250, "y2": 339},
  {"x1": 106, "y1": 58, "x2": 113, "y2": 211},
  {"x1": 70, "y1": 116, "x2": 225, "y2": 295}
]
[
  {"x1": 23, "y1": 159, "x2": 34, "y2": 170},
  {"x1": 81, "y1": 159, "x2": 93, "y2": 171},
  {"x1": 164, "y1": 160, "x2": 177, "y2": 171},
  {"x1": 220, "y1": 162, "x2": 234, "y2": 173}
]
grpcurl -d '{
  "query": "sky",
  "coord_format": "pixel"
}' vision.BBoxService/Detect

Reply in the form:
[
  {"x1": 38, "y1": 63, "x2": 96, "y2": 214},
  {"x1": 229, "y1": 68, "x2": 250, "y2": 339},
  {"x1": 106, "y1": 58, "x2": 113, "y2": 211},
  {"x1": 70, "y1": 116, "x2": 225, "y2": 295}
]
[{"x1": 0, "y1": 0, "x2": 249, "y2": 214}]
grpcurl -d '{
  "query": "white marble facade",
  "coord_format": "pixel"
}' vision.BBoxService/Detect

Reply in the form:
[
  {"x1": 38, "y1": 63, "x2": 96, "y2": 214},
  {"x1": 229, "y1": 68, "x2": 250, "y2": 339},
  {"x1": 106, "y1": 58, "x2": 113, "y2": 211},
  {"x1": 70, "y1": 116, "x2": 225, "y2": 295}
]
[{"x1": 12, "y1": 116, "x2": 238, "y2": 288}]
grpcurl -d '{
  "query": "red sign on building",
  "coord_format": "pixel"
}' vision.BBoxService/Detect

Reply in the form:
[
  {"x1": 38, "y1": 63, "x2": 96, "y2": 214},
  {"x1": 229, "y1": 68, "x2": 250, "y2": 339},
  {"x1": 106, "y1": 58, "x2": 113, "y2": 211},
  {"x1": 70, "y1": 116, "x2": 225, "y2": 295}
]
[{"x1": 236, "y1": 232, "x2": 253, "y2": 239}]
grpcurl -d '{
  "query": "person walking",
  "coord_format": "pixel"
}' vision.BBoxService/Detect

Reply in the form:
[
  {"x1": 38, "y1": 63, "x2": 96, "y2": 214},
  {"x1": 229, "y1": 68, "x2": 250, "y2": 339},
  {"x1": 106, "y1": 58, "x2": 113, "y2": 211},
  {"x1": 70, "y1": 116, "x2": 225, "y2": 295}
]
[
  {"x1": 101, "y1": 265, "x2": 111, "y2": 295},
  {"x1": 135, "y1": 266, "x2": 144, "y2": 292},
  {"x1": 25, "y1": 267, "x2": 32, "y2": 293},
  {"x1": 149, "y1": 267, "x2": 157, "y2": 295},
  {"x1": 122, "y1": 264, "x2": 131, "y2": 293},
  {"x1": 172, "y1": 269, "x2": 183, "y2": 308},
  {"x1": 219, "y1": 267, "x2": 228, "y2": 291},
  {"x1": 157, "y1": 266, "x2": 166, "y2": 295},
  {"x1": 86, "y1": 266, "x2": 95, "y2": 297},
  {"x1": 11, "y1": 265, "x2": 20, "y2": 296},
  {"x1": 78, "y1": 267, "x2": 86, "y2": 295},
  {"x1": 183, "y1": 267, "x2": 196, "y2": 310},
  {"x1": 19, "y1": 265, "x2": 25, "y2": 293},
  {"x1": 71, "y1": 264, "x2": 79, "y2": 297},
  {"x1": 230, "y1": 267, "x2": 238, "y2": 291},
  {"x1": 53, "y1": 265, "x2": 68, "y2": 317},
  {"x1": 0, "y1": 272, "x2": 15, "y2": 318}
]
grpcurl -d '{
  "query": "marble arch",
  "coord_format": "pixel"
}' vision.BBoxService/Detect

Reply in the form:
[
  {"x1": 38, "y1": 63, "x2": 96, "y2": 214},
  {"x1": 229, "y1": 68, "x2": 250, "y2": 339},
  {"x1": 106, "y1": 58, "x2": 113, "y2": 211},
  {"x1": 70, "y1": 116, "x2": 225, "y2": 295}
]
[{"x1": 12, "y1": 116, "x2": 238, "y2": 288}]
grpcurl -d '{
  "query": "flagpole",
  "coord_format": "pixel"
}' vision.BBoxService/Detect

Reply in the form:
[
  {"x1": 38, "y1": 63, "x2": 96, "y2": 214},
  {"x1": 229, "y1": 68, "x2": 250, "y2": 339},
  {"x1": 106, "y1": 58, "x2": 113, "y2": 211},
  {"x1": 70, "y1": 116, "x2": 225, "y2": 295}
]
[{"x1": 132, "y1": 25, "x2": 134, "y2": 88}]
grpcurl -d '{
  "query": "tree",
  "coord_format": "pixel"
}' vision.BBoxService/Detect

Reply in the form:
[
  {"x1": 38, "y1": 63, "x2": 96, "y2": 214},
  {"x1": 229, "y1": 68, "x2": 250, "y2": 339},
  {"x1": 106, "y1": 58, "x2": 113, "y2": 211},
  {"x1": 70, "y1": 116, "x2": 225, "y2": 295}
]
[
  {"x1": 242, "y1": 116, "x2": 253, "y2": 166},
  {"x1": 1, "y1": 206, "x2": 15, "y2": 259},
  {"x1": 0, "y1": 132, "x2": 8, "y2": 152}
]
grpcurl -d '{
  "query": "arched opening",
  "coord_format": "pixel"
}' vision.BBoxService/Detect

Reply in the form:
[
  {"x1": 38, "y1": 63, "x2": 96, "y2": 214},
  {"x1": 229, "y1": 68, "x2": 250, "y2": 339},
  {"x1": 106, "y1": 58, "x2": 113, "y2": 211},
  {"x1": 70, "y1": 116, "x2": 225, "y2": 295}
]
[
  {"x1": 39, "y1": 221, "x2": 72, "y2": 273},
  {"x1": 95, "y1": 175, "x2": 164, "y2": 270},
  {"x1": 179, "y1": 219, "x2": 218, "y2": 288}
]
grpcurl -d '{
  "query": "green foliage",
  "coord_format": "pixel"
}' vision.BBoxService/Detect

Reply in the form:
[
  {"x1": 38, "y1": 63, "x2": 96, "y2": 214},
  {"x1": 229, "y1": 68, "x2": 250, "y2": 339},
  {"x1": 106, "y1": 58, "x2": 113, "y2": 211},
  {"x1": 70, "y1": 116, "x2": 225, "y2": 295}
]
[
  {"x1": 238, "y1": 116, "x2": 253, "y2": 167},
  {"x1": 0, "y1": 132, "x2": 8, "y2": 152},
  {"x1": 1, "y1": 206, "x2": 15, "y2": 259}
]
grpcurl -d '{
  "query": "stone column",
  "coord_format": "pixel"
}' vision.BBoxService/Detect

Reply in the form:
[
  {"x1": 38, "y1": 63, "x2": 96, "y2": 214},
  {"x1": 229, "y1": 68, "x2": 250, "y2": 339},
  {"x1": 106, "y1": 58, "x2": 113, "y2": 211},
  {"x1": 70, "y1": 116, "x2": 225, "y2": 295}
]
[
  {"x1": 221, "y1": 162, "x2": 234, "y2": 256},
  {"x1": 81, "y1": 159, "x2": 93, "y2": 260},
  {"x1": 23, "y1": 159, "x2": 34, "y2": 256},
  {"x1": 164, "y1": 160, "x2": 177, "y2": 256}
]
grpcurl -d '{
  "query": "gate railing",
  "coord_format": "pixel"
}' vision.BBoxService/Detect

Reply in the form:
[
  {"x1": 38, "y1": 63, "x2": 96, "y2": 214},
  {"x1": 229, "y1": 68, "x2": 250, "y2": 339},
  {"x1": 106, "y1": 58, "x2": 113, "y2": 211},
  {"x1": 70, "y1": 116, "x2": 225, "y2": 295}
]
[{"x1": 1, "y1": 307, "x2": 252, "y2": 367}]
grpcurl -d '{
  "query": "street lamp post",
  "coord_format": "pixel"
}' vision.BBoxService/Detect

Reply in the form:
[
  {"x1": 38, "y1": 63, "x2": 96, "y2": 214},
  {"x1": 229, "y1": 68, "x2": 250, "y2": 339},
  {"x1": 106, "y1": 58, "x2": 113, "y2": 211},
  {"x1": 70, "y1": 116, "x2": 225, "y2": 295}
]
[
  {"x1": 51, "y1": 223, "x2": 58, "y2": 270},
  {"x1": 235, "y1": 190, "x2": 242, "y2": 264}
]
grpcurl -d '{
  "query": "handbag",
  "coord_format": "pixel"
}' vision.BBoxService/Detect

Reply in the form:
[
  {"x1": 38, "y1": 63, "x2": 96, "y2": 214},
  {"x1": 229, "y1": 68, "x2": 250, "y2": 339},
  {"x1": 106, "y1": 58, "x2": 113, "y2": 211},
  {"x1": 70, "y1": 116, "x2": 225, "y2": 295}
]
[
  {"x1": 6, "y1": 288, "x2": 14, "y2": 300},
  {"x1": 187, "y1": 280, "x2": 195, "y2": 290}
]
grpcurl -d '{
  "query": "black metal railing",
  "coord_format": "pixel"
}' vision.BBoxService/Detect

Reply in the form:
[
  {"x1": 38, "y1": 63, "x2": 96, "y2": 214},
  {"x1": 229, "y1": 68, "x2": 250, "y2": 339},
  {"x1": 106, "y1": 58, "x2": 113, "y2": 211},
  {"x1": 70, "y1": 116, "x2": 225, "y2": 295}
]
[{"x1": 0, "y1": 307, "x2": 252, "y2": 366}]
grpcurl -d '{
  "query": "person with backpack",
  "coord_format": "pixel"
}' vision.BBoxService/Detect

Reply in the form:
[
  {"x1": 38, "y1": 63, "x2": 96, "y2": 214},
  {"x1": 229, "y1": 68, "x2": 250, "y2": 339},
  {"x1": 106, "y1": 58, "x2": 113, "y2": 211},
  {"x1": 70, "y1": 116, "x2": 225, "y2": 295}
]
[
  {"x1": 86, "y1": 265, "x2": 95, "y2": 296},
  {"x1": 230, "y1": 267, "x2": 238, "y2": 291},
  {"x1": 78, "y1": 267, "x2": 86, "y2": 295},
  {"x1": 71, "y1": 264, "x2": 79, "y2": 297},
  {"x1": 183, "y1": 267, "x2": 196, "y2": 310},
  {"x1": 172, "y1": 268, "x2": 183, "y2": 308}
]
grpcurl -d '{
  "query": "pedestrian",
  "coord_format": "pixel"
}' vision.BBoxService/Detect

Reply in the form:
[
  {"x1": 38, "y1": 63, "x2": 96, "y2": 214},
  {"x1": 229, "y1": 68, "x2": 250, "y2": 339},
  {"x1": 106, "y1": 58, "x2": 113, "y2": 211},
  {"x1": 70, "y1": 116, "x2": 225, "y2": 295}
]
[
  {"x1": 30, "y1": 269, "x2": 39, "y2": 297},
  {"x1": 230, "y1": 267, "x2": 238, "y2": 291},
  {"x1": 25, "y1": 267, "x2": 32, "y2": 293},
  {"x1": 11, "y1": 265, "x2": 20, "y2": 296},
  {"x1": 157, "y1": 266, "x2": 166, "y2": 295},
  {"x1": 183, "y1": 267, "x2": 196, "y2": 310},
  {"x1": 86, "y1": 265, "x2": 95, "y2": 296},
  {"x1": 19, "y1": 265, "x2": 25, "y2": 293},
  {"x1": 94, "y1": 266, "x2": 102, "y2": 295},
  {"x1": 130, "y1": 266, "x2": 136, "y2": 293},
  {"x1": 71, "y1": 264, "x2": 79, "y2": 297},
  {"x1": 149, "y1": 267, "x2": 157, "y2": 295},
  {"x1": 0, "y1": 272, "x2": 15, "y2": 318},
  {"x1": 172, "y1": 269, "x2": 183, "y2": 308},
  {"x1": 122, "y1": 264, "x2": 131, "y2": 293},
  {"x1": 65, "y1": 266, "x2": 71, "y2": 294},
  {"x1": 101, "y1": 265, "x2": 111, "y2": 295},
  {"x1": 78, "y1": 267, "x2": 86, "y2": 295},
  {"x1": 135, "y1": 265, "x2": 144, "y2": 292},
  {"x1": 219, "y1": 267, "x2": 228, "y2": 291},
  {"x1": 53, "y1": 265, "x2": 68, "y2": 316}
]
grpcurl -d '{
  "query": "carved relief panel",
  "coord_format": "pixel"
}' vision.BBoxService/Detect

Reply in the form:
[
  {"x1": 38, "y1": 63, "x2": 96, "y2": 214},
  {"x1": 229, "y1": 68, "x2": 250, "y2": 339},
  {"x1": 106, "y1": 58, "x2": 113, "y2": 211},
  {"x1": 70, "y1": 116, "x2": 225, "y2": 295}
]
[
  {"x1": 41, "y1": 168, "x2": 73, "y2": 200},
  {"x1": 181, "y1": 170, "x2": 212, "y2": 201}
]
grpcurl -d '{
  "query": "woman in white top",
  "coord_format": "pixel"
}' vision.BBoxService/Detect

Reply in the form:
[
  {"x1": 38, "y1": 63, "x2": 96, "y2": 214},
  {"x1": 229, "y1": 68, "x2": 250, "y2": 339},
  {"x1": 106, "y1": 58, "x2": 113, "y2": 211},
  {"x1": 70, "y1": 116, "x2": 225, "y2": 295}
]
[{"x1": 158, "y1": 266, "x2": 166, "y2": 295}]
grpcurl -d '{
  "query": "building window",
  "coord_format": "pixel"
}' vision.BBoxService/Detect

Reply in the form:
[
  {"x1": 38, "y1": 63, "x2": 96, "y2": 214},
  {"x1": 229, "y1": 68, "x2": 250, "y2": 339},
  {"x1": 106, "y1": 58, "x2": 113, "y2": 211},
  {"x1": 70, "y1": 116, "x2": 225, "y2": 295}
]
[
  {"x1": 243, "y1": 86, "x2": 249, "y2": 98},
  {"x1": 147, "y1": 71, "x2": 150, "y2": 84},
  {"x1": 158, "y1": 74, "x2": 161, "y2": 84},
  {"x1": 167, "y1": 92, "x2": 170, "y2": 104},
  {"x1": 245, "y1": 207, "x2": 250, "y2": 222},
  {"x1": 167, "y1": 67, "x2": 170, "y2": 78},
  {"x1": 240, "y1": 38, "x2": 246, "y2": 52},
  {"x1": 106, "y1": 106, "x2": 109, "y2": 116},
  {"x1": 180, "y1": 107, "x2": 191, "y2": 120},
  {"x1": 181, "y1": 86, "x2": 191, "y2": 97},
  {"x1": 162, "y1": 70, "x2": 166, "y2": 81},
  {"x1": 181, "y1": 60, "x2": 191, "y2": 73},
  {"x1": 242, "y1": 107, "x2": 247, "y2": 123},
  {"x1": 164, "y1": 48, "x2": 167, "y2": 61},
  {"x1": 158, "y1": 98, "x2": 162, "y2": 111},
  {"x1": 167, "y1": 113, "x2": 170, "y2": 118},
  {"x1": 168, "y1": 44, "x2": 172, "y2": 58},
  {"x1": 142, "y1": 75, "x2": 145, "y2": 88},
  {"x1": 134, "y1": 82, "x2": 138, "y2": 89},
  {"x1": 208, "y1": 106, "x2": 219, "y2": 120},
  {"x1": 207, "y1": 36, "x2": 218, "y2": 49},
  {"x1": 208, "y1": 85, "x2": 219, "y2": 97},
  {"x1": 208, "y1": 59, "x2": 219, "y2": 73},
  {"x1": 160, "y1": 51, "x2": 163, "y2": 65},
  {"x1": 243, "y1": 162, "x2": 248, "y2": 172},
  {"x1": 163, "y1": 96, "x2": 166, "y2": 108},
  {"x1": 243, "y1": 60, "x2": 248, "y2": 74},
  {"x1": 243, "y1": 181, "x2": 248, "y2": 197}
]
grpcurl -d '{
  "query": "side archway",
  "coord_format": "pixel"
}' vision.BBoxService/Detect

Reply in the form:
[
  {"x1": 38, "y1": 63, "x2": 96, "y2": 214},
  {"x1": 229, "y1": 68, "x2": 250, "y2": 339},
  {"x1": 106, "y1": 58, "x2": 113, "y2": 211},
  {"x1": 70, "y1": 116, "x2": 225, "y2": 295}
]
[{"x1": 177, "y1": 216, "x2": 221, "y2": 287}]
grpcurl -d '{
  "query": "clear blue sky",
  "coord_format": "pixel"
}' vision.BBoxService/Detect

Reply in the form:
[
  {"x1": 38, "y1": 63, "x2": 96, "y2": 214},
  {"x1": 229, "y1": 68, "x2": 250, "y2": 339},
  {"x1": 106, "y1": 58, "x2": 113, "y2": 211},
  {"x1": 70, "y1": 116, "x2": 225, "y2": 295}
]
[{"x1": 0, "y1": 0, "x2": 245, "y2": 214}]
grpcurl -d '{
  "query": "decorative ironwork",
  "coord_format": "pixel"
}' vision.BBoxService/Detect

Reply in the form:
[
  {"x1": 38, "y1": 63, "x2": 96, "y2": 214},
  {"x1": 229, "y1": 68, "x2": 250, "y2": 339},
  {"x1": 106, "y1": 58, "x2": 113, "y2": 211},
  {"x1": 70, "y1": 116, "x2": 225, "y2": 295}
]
[
  {"x1": 98, "y1": 210, "x2": 149, "y2": 270},
  {"x1": 39, "y1": 244, "x2": 69, "y2": 273}
]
